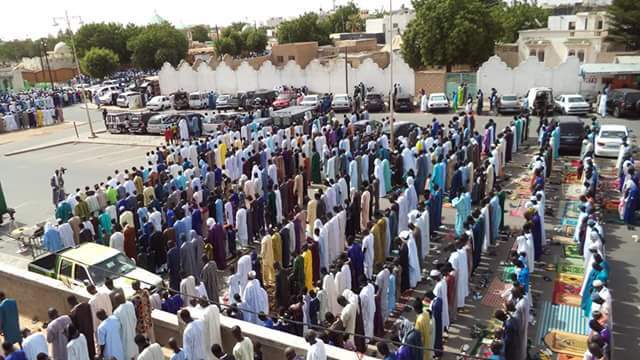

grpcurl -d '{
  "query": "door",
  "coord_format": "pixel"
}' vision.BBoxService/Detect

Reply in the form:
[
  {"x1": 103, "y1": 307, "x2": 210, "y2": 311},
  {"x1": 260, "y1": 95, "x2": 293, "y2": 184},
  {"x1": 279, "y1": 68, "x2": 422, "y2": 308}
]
[{"x1": 58, "y1": 259, "x2": 74, "y2": 286}]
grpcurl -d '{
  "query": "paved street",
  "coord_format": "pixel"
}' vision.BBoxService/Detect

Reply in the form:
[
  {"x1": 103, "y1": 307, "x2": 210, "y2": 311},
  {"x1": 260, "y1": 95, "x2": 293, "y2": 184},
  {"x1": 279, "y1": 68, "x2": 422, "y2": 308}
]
[{"x1": 1, "y1": 104, "x2": 639, "y2": 357}]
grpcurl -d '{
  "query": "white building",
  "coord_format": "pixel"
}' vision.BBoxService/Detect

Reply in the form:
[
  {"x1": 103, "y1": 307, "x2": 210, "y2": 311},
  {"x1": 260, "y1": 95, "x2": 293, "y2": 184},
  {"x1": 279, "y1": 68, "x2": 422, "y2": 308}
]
[
  {"x1": 516, "y1": 11, "x2": 609, "y2": 67},
  {"x1": 535, "y1": 0, "x2": 611, "y2": 8},
  {"x1": 365, "y1": 8, "x2": 414, "y2": 45}
]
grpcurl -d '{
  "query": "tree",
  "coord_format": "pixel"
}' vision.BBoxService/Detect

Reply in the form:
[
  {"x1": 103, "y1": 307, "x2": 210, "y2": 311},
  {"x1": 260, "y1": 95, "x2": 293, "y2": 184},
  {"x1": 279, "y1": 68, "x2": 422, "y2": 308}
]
[
  {"x1": 607, "y1": 0, "x2": 640, "y2": 50},
  {"x1": 213, "y1": 25, "x2": 267, "y2": 57},
  {"x1": 127, "y1": 23, "x2": 188, "y2": 69},
  {"x1": 242, "y1": 27, "x2": 268, "y2": 54},
  {"x1": 190, "y1": 25, "x2": 210, "y2": 42},
  {"x1": 401, "y1": 0, "x2": 499, "y2": 69},
  {"x1": 277, "y1": 13, "x2": 331, "y2": 45},
  {"x1": 492, "y1": 2, "x2": 550, "y2": 43},
  {"x1": 80, "y1": 47, "x2": 119, "y2": 78},
  {"x1": 75, "y1": 23, "x2": 140, "y2": 64},
  {"x1": 325, "y1": 3, "x2": 365, "y2": 33},
  {"x1": 213, "y1": 37, "x2": 238, "y2": 57}
]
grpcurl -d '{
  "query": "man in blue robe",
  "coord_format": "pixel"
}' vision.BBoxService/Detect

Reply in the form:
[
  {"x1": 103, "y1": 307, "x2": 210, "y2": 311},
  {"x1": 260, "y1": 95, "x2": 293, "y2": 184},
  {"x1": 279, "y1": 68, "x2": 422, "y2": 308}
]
[
  {"x1": 347, "y1": 238, "x2": 364, "y2": 289},
  {"x1": 0, "y1": 292, "x2": 21, "y2": 346},
  {"x1": 490, "y1": 193, "x2": 502, "y2": 242},
  {"x1": 432, "y1": 185, "x2": 444, "y2": 229},
  {"x1": 581, "y1": 260, "x2": 608, "y2": 317},
  {"x1": 425, "y1": 291, "x2": 443, "y2": 357},
  {"x1": 166, "y1": 240, "x2": 181, "y2": 290}
]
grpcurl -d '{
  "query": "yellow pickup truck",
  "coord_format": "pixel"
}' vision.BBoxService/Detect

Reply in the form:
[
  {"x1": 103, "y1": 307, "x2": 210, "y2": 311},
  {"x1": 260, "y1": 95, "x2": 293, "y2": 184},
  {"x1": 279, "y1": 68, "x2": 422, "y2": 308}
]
[{"x1": 28, "y1": 243, "x2": 163, "y2": 296}]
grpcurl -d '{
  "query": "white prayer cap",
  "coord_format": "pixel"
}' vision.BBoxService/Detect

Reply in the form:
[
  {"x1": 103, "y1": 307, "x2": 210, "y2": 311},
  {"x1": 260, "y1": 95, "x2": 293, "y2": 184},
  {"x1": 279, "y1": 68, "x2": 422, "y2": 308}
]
[
  {"x1": 524, "y1": 201, "x2": 534, "y2": 209},
  {"x1": 593, "y1": 279, "x2": 604, "y2": 287},
  {"x1": 399, "y1": 230, "x2": 411, "y2": 240},
  {"x1": 206, "y1": 218, "x2": 215, "y2": 227},
  {"x1": 530, "y1": 196, "x2": 537, "y2": 202},
  {"x1": 429, "y1": 269, "x2": 441, "y2": 277},
  {"x1": 248, "y1": 271, "x2": 256, "y2": 277}
]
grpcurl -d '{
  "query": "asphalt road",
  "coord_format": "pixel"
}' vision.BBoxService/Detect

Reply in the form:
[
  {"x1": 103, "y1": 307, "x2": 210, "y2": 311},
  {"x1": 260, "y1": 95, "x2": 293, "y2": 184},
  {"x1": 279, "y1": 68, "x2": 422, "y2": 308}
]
[{"x1": 0, "y1": 104, "x2": 639, "y2": 356}]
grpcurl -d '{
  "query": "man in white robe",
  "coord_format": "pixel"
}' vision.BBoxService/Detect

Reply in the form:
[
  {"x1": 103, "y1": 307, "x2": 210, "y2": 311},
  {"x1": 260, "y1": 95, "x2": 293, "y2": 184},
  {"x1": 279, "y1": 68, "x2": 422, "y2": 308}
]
[
  {"x1": 178, "y1": 118, "x2": 190, "y2": 141},
  {"x1": 113, "y1": 299, "x2": 138, "y2": 360},
  {"x1": 304, "y1": 330, "x2": 327, "y2": 360},
  {"x1": 58, "y1": 221, "x2": 75, "y2": 249},
  {"x1": 401, "y1": 231, "x2": 421, "y2": 288},
  {"x1": 235, "y1": 207, "x2": 248, "y2": 246},
  {"x1": 405, "y1": 177, "x2": 418, "y2": 212},
  {"x1": 431, "y1": 270, "x2": 450, "y2": 330},
  {"x1": 376, "y1": 267, "x2": 390, "y2": 320},
  {"x1": 448, "y1": 244, "x2": 469, "y2": 309},
  {"x1": 180, "y1": 309, "x2": 207, "y2": 360},
  {"x1": 22, "y1": 329, "x2": 48, "y2": 360},
  {"x1": 87, "y1": 285, "x2": 113, "y2": 337},
  {"x1": 361, "y1": 232, "x2": 375, "y2": 280},
  {"x1": 322, "y1": 273, "x2": 339, "y2": 315},
  {"x1": 242, "y1": 273, "x2": 269, "y2": 324},
  {"x1": 180, "y1": 275, "x2": 198, "y2": 304},
  {"x1": 337, "y1": 295, "x2": 357, "y2": 341},
  {"x1": 359, "y1": 282, "x2": 376, "y2": 339},
  {"x1": 397, "y1": 194, "x2": 409, "y2": 232}
]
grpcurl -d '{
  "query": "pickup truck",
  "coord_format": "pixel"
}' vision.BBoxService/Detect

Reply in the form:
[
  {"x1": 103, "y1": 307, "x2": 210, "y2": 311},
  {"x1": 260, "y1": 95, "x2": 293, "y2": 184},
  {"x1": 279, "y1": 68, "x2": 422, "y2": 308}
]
[{"x1": 28, "y1": 243, "x2": 163, "y2": 296}]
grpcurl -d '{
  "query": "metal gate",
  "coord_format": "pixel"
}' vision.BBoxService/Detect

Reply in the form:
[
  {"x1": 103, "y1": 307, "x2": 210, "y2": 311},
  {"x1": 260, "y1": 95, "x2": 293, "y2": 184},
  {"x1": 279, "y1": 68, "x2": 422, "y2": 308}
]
[{"x1": 445, "y1": 72, "x2": 477, "y2": 104}]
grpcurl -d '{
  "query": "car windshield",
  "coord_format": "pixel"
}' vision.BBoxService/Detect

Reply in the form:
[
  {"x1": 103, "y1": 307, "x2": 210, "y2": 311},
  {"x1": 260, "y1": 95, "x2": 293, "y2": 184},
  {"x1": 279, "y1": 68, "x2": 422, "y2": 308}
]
[
  {"x1": 431, "y1": 95, "x2": 446, "y2": 101},
  {"x1": 567, "y1": 96, "x2": 585, "y2": 103},
  {"x1": 599, "y1": 130, "x2": 626, "y2": 138},
  {"x1": 148, "y1": 115, "x2": 163, "y2": 124},
  {"x1": 335, "y1": 96, "x2": 348, "y2": 101},
  {"x1": 366, "y1": 94, "x2": 381, "y2": 100},
  {"x1": 502, "y1": 96, "x2": 517, "y2": 101},
  {"x1": 218, "y1": 95, "x2": 230, "y2": 101},
  {"x1": 190, "y1": 94, "x2": 200, "y2": 100},
  {"x1": 88, "y1": 253, "x2": 136, "y2": 286},
  {"x1": 303, "y1": 96, "x2": 317, "y2": 102}
]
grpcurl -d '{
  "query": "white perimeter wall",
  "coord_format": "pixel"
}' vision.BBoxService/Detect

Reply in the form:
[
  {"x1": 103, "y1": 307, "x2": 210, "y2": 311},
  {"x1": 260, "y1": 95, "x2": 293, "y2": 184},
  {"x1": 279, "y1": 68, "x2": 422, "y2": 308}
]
[
  {"x1": 159, "y1": 56, "x2": 415, "y2": 96},
  {"x1": 477, "y1": 55, "x2": 599, "y2": 97}
]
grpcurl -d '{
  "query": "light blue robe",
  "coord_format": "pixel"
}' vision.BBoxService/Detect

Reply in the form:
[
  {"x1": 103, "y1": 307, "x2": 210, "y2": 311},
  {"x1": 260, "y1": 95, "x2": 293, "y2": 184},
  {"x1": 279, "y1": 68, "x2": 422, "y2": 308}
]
[
  {"x1": 349, "y1": 160, "x2": 359, "y2": 190},
  {"x1": 452, "y1": 192, "x2": 472, "y2": 236},
  {"x1": 382, "y1": 159, "x2": 392, "y2": 193},
  {"x1": 387, "y1": 273, "x2": 396, "y2": 314},
  {"x1": 551, "y1": 127, "x2": 560, "y2": 159},
  {"x1": 430, "y1": 162, "x2": 445, "y2": 192},
  {"x1": 97, "y1": 316, "x2": 125, "y2": 360},
  {"x1": 43, "y1": 227, "x2": 63, "y2": 252},
  {"x1": 490, "y1": 195, "x2": 501, "y2": 242}
]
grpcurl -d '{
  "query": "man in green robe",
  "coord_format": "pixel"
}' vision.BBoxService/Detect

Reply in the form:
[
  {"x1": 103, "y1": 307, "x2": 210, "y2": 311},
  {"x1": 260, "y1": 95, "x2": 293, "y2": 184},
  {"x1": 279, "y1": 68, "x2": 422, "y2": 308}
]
[
  {"x1": 105, "y1": 185, "x2": 118, "y2": 205},
  {"x1": 311, "y1": 151, "x2": 322, "y2": 184},
  {"x1": 55, "y1": 201, "x2": 73, "y2": 223},
  {"x1": 98, "y1": 210, "x2": 113, "y2": 244},
  {"x1": 381, "y1": 159, "x2": 392, "y2": 193},
  {"x1": 292, "y1": 252, "x2": 306, "y2": 294},
  {"x1": 457, "y1": 84, "x2": 465, "y2": 108}
]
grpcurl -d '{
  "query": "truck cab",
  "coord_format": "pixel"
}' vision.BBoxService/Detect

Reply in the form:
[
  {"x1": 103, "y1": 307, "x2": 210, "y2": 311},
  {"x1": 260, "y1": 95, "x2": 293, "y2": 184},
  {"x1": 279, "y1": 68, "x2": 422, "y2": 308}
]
[{"x1": 28, "y1": 243, "x2": 163, "y2": 296}]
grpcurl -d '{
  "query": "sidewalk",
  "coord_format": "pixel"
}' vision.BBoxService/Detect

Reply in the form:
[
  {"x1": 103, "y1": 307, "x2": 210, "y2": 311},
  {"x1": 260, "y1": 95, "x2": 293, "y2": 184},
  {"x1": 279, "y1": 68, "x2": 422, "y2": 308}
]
[{"x1": 4, "y1": 132, "x2": 164, "y2": 156}]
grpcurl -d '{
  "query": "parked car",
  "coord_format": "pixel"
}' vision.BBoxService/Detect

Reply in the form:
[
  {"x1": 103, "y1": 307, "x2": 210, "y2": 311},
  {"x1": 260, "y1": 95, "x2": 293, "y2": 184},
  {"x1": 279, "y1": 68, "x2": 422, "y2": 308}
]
[
  {"x1": 28, "y1": 243, "x2": 163, "y2": 296},
  {"x1": 299, "y1": 95, "x2": 321, "y2": 109},
  {"x1": 606, "y1": 88, "x2": 640, "y2": 118},
  {"x1": 116, "y1": 91, "x2": 141, "y2": 108},
  {"x1": 497, "y1": 94, "x2": 521, "y2": 114},
  {"x1": 595, "y1": 124, "x2": 629, "y2": 157},
  {"x1": 146, "y1": 95, "x2": 171, "y2": 111},
  {"x1": 96, "y1": 85, "x2": 121, "y2": 105},
  {"x1": 216, "y1": 94, "x2": 241, "y2": 110},
  {"x1": 555, "y1": 116, "x2": 586, "y2": 155},
  {"x1": 525, "y1": 87, "x2": 554, "y2": 115},
  {"x1": 272, "y1": 93, "x2": 296, "y2": 109},
  {"x1": 353, "y1": 119, "x2": 383, "y2": 133},
  {"x1": 171, "y1": 112, "x2": 204, "y2": 134},
  {"x1": 383, "y1": 121, "x2": 418, "y2": 138},
  {"x1": 146, "y1": 113, "x2": 176, "y2": 134},
  {"x1": 427, "y1": 93, "x2": 449, "y2": 112},
  {"x1": 554, "y1": 94, "x2": 590, "y2": 115},
  {"x1": 128, "y1": 111, "x2": 157, "y2": 134},
  {"x1": 105, "y1": 112, "x2": 132, "y2": 134},
  {"x1": 364, "y1": 93, "x2": 385, "y2": 112},
  {"x1": 188, "y1": 92, "x2": 208, "y2": 109},
  {"x1": 271, "y1": 106, "x2": 316, "y2": 128},
  {"x1": 394, "y1": 94, "x2": 414, "y2": 112},
  {"x1": 171, "y1": 91, "x2": 189, "y2": 110},
  {"x1": 202, "y1": 112, "x2": 243, "y2": 134},
  {"x1": 244, "y1": 89, "x2": 278, "y2": 109},
  {"x1": 332, "y1": 94, "x2": 352, "y2": 112}
]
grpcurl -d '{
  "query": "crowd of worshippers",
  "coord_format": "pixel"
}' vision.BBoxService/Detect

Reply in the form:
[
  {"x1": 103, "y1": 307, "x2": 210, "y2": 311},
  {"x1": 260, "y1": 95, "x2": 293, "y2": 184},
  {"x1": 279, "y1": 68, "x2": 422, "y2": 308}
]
[
  {"x1": 0, "y1": 88, "x2": 79, "y2": 132},
  {"x1": 43, "y1": 106, "x2": 540, "y2": 358}
]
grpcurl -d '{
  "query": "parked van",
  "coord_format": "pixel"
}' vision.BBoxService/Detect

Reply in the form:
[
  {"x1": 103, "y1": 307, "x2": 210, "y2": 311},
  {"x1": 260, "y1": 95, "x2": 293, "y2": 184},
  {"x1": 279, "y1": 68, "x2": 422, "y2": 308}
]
[
  {"x1": 116, "y1": 91, "x2": 141, "y2": 108},
  {"x1": 189, "y1": 92, "x2": 208, "y2": 109},
  {"x1": 524, "y1": 87, "x2": 554, "y2": 115}
]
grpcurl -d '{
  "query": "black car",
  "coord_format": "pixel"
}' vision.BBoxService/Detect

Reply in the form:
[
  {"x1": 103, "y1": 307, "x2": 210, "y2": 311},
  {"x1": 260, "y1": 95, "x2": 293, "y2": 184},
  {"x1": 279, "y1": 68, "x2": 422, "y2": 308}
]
[
  {"x1": 364, "y1": 93, "x2": 385, "y2": 112},
  {"x1": 394, "y1": 94, "x2": 413, "y2": 112},
  {"x1": 606, "y1": 88, "x2": 640, "y2": 118},
  {"x1": 128, "y1": 111, "x2": 157, "y2": 134},
  {"x1": 556, "y1": 116, "x2": 585, "y2": 155},
  {"x1": 383, "y1": 121, "x2": 418, "y2": 138},
  {"x1": 171, "y1": 91, "x2": 189, "y2": 110}
]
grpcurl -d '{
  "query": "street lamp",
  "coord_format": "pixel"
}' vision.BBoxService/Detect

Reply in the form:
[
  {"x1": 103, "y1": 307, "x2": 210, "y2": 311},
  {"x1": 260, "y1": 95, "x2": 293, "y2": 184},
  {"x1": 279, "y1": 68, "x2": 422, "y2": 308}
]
[{"x1": 53, "y1": 10, "x2": 97, "y2": 138}]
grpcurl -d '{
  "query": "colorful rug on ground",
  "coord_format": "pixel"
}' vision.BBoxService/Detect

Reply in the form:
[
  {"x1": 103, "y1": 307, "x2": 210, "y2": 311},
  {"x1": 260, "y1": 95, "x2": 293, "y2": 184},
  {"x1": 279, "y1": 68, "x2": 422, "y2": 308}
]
[
  {"x1": 535, "y1": 301, "x2": 590, "y2": 345},
  {"x1": 501, "y1": 265, "x2": 516, "y2": 283},
  {"x1": 552, "y1": 280, "x2": 582, "y2": 306},
  {"x1": 554, "y1": 235, "x2": 576, "y2": 245},
  {"x1": 556, "y1": 258, "x2": 584, "y2": 276},
  {"x1": 509, "y1": 199, "x2": 529, "y2": 217},
  {"x1": 543, "y1": 331, "x2": 589, "y2": 357},
  {"x1": 481, "y1": 278, "x2": 511, "y2": 308},
  {"x1": 562, "y1": 184, "x2": 584, "y2": 200},
  {"x1": 563, "y1": 244, "x2": 582, "y2": 259}
]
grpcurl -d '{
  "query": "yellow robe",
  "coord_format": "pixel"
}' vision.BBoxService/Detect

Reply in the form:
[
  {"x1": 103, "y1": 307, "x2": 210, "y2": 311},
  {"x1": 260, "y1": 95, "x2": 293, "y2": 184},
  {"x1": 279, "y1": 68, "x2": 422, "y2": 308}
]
[
  {"x1": 302, "y1": 249, "x2": 313, "y2": 291},
  {"x1": 371, "y1": 218, "x2": 387, "y2": 266},
  {"x1": 260, "y1": 235, "x2": 275, "y2": 285},
  {"x1": 36, "y1": 110, "x2": 43, "y2": 127},
  {"x1": 271, "y1": 233, "x2": 282, "y2": 265},
  {"x1": 415, "y1": 310, "x2": 433, "y2": 360}
]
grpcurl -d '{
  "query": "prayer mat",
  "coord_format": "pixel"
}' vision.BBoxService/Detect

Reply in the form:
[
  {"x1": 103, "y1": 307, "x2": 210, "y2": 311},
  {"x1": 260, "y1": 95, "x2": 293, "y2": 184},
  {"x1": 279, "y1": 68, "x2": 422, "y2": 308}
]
[
  {"x1": 557, "y1": 273, "x2": 583, "y2": 287},
  {"x1": 562, "y1": 184, "x2": 584, "y2": 200},
  {"x1": 509, "y1": 199, "x2": 528, "y2": 217},
  {"x1": 481, "y1": 278, "x2": 510, "y2": 308},
  {"x1": 553, "y1": 235, "x2": 575, "y2": 245},
  {"x1": 501, "y1": 265, "x2": 516, "y2": 283},
  {"x1": 569, "y1": 160, "x2": 582, "y2": 168},
  {"x1": 536, "y1": 301, "x2": 590, "y2": 345},
  {"x1": 543, "y1": 331, "x2": 589, "y2": 357},
  {"x1": 552, "y1": 280, "x2": 581, "y2": 306},
  {"x1": 557, "y1": 355, "x2": 583, "y2": 360},
  {"x1": 560, "y1": 217, "x2": 578, "y2": 227},
  {"x1": 562, "y1": 173, "x2": 580, "y2": 184},
  {"x1": 603, "y1": 199, "x2": 620, "y2": 210},
  {"x1": 561, "y1": 201, "x2": 581, "y2": 219},
  {"x1": 556, "y1": 258, "x2": 584, "y2": 276},
  {"x1": 557, "y1": 224, "x2": 576, "y2": 237},
  {"x1": 563, "y1": 244, "x2": 581, "y2": 259}
]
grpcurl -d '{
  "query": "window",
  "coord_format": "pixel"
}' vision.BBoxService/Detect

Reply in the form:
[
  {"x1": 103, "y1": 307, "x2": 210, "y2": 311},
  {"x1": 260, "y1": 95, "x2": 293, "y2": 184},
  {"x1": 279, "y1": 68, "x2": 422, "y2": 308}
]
[
  {"x1": 537, "y1": 49, "x2": 545, "y2": 62},
  {"x1": 529, "y1": 49, "x2": 536, "y2": 57},
  {"x1": 276, "y1": 56, "x2": 284, "y2": 63},
  {"x1": 288, "y1": 56, "x2": 295, "y2": 61},
  {"x1": 568, "y1": 49, "x2": 576, "y2": 56},
  {"x1": 74, "y1": 266, "x2": 90, "y2": 283},
  {"x1": 597, "y1": 20, "x2": 603, "y2": 30},
  {"x1": 59, "y1": 260, "x2": 73, "y2": 278},
  {"x1": 568, "y1": 21, "x2": 575, "y2": 30},
  {"x1": 577, "y1": 50, "x2": 585, "y2": 62}
]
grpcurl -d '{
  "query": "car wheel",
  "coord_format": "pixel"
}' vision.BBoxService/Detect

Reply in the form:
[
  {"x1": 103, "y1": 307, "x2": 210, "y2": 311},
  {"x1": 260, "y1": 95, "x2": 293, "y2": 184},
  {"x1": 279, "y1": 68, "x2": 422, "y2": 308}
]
[{"x1": 613, "y1": 106, "x2": 621, "y2": 118}]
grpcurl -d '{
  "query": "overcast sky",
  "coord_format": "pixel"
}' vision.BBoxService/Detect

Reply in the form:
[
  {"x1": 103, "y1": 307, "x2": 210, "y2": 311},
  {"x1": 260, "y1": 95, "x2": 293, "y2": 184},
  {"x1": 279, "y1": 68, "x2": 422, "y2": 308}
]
[{"x1": 2, "y1": 0, "x2": 412, "y2": 41}]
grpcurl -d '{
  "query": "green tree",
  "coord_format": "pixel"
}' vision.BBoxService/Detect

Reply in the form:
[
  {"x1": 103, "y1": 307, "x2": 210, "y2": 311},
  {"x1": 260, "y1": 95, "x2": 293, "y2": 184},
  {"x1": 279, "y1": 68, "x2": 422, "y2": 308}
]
[
  {"x1": 277, "y1": 12, "x2": 331, "y2": 45},
  {"x1": 607, "y1": 0, "x2": 640, "y2": 50},
  {"x1": 401, "y1": 0, "x2": 499, "y2": 69},
  {"x1": 80, "y1": 47, "x2": 119, "y2": 78},
  {"x1": 75, "y1": 22, "x2": 139, "y2": 64},
  {"x1": 325, "y1": 3, "x2": 364, "y2": 33},
  {"x1": 242, "y1": 27, "x2": 268, "y2": 54},
  {"x1": 213, "y1": 37, "x2": 238, "y2": 57},
  {"x1": 190, "y1": 25, "x2": 210, "y2": 42},
  {"x1": 492, "y1": 2, "x2": 550, "y2": 43},
  {"x1": 127, "y1": 23, "x2": 188, "y2": 69}
]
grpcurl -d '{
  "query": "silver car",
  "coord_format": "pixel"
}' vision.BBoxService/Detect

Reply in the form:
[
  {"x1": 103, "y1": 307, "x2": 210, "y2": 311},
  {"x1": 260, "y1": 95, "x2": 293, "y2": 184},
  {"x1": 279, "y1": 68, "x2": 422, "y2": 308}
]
[
  {"x1": 331, "y1": 94, "x2": 352, "y2": 112},
  {"x1": 497, "y1": 94, "x2": 521, "y2": 114},
  {"x1": 145, "y1": 113, "x2": 175, "y2": 135}
]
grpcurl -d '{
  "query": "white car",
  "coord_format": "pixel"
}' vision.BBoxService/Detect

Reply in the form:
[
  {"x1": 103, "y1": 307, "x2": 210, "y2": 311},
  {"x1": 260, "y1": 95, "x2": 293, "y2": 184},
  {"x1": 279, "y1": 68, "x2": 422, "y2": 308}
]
[
  {"x1": 146, "y1": 96, "x2": 171, "y2": 111},
  {"x1": 595, "y1": 124, "x2": 629, "y2": 157},
  {"x1": 116, "y1": 91, "x2": 140, "y2": 108},
  {"x1": 189, "y1": 92, "x2": 208, "y2": 109},
  {"x1": 331, "y1": 94, "x2": 352, "y2": 112},
  {"x1": 555, "y1": 94, "x2": 590, "y2": 115},
  {"x1": 300, "y1": 94, "x2": 321, "y2": 109},
  {"x1": 427, "y1": 93, "x2": 450, "y2": 112}
]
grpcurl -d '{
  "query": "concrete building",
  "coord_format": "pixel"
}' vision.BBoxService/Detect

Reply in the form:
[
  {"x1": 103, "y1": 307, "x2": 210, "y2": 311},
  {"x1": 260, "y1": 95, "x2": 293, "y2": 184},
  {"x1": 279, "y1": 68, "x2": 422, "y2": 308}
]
[
  {"x1": 514, "y1": 11, "x2": 609, "y2": 67},
  {"x1": 270, "y1": 42, "x2": 319, "y2": 68},
  {"x1": 535, "y1": 0, "x2": 611, "y2": 8},
  {"x1": 18, "y1": 42, "x2": 78, "y2": 85},
  {"x1": 365, "y1": 7, "x2": 415, "y2": 44}
]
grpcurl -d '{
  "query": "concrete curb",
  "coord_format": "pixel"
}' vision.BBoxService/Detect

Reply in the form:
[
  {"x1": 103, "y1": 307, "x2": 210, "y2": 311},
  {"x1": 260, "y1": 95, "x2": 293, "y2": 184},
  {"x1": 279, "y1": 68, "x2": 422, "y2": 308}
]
[{"x1": 4, "y1": 140, "x2": 75, "y2": 156}]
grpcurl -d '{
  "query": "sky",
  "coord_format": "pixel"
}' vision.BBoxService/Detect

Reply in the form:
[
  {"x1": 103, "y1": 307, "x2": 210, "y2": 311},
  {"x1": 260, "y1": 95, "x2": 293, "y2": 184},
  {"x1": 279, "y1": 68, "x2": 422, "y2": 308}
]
[{"x1": 2, "y1": 0, "x2": 412, "y2": 41}]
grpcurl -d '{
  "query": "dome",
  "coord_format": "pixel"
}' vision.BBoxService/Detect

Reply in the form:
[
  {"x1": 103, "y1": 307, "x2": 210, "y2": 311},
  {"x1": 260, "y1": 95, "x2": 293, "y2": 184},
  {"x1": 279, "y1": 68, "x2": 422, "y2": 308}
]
[{"x1": 53, "y1": 42, "x2": 71, "y2": 56}]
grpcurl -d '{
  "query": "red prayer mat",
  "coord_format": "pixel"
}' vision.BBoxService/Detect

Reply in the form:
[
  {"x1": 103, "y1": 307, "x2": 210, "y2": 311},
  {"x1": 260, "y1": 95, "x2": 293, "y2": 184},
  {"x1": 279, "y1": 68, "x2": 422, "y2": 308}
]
[{"x1": 481, "y1": 278, "x2": 510, "y2": 308}]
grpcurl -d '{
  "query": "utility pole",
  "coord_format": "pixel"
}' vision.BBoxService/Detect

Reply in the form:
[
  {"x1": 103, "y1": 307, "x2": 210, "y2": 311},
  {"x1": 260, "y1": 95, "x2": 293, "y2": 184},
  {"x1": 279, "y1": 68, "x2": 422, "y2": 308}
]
[
  {"x1": 344, "y1": 46, "x2": 349, "y2": 95},
  {"x1": 41, "y1": 40, "x2": 55, "y2": 90},
  {"x1": 388, "y1": 0, "x2": 395, "y2": 150},
  {"x1": 54, "y1": 10, "x2": 96, "y2": 138}
]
